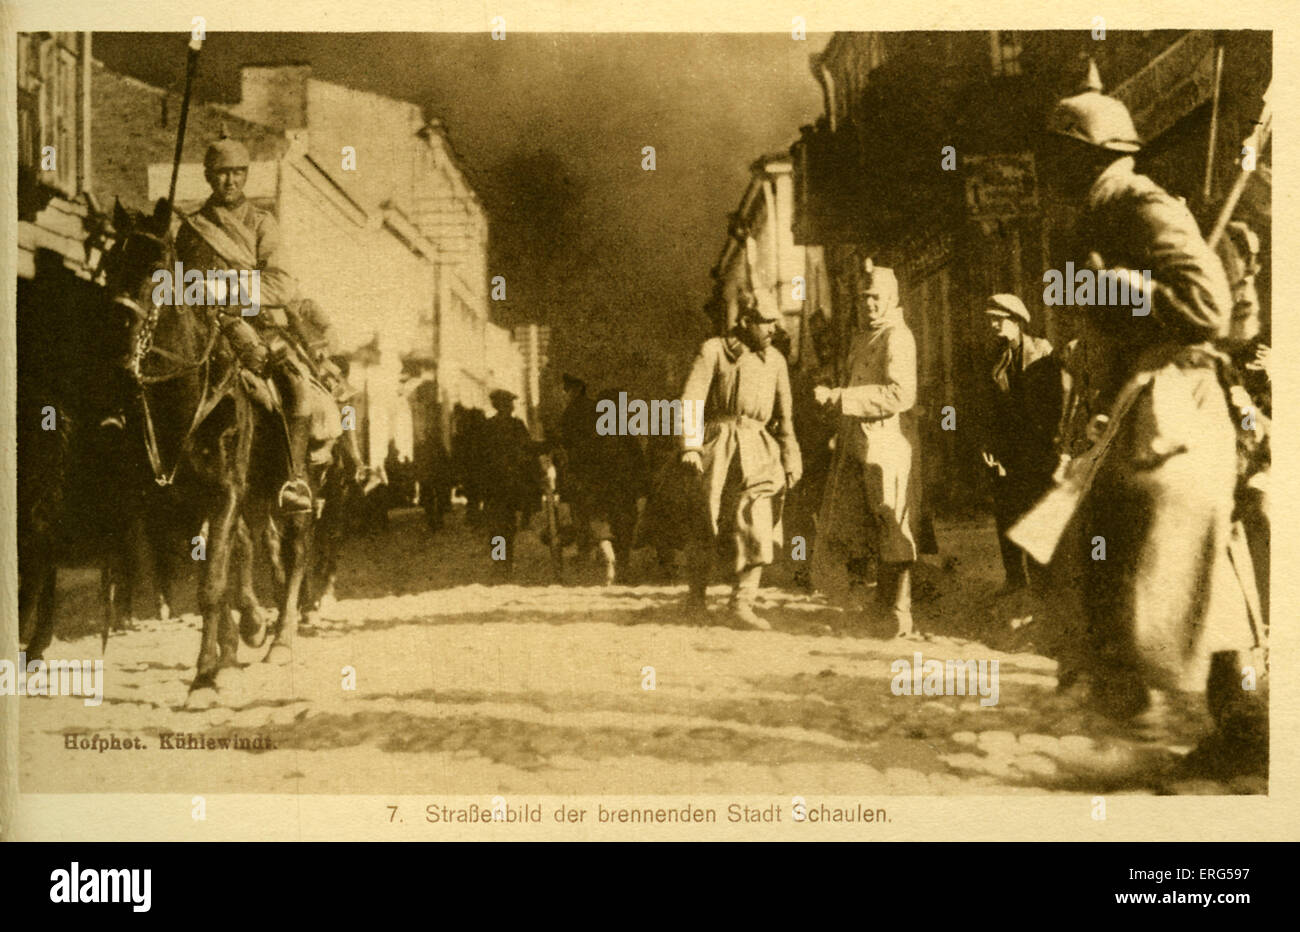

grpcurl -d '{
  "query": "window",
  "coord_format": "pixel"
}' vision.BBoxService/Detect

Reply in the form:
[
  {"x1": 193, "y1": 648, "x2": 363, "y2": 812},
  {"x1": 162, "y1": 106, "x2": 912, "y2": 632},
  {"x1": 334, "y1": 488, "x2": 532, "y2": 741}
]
[
  {"x1": 18, "y1": 32, "x2": 84, "y2": 195},
  {"x1": 989, "y1": 30, "x2": 1023, "y2": 77}
]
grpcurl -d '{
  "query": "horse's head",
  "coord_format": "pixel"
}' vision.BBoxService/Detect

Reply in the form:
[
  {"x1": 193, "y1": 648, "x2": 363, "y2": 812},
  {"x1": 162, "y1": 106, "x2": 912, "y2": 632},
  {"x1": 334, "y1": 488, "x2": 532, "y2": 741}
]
[{"x1": 102, "y1": 198, "x2": 175, "y2": 376}]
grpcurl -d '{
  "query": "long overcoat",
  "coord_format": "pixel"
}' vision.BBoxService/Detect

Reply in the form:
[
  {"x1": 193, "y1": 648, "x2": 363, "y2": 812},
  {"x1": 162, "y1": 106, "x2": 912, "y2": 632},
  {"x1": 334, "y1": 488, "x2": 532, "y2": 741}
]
[
  {"x1": 678, "y1": 333, "x2": 801, "y2": 572},
  {"x1": 1048, "y1": 157, "x2": 1257, "y2": 693},
  {"x1": 816, "y1": 310, "x2": 920, "y2": 565}
]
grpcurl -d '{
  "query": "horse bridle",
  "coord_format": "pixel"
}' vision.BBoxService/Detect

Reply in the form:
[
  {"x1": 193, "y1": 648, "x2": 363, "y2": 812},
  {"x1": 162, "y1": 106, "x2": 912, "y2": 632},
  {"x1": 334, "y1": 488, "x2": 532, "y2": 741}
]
[{"x1": 115, "y1": 232, "x2": 236, "y2": 486}]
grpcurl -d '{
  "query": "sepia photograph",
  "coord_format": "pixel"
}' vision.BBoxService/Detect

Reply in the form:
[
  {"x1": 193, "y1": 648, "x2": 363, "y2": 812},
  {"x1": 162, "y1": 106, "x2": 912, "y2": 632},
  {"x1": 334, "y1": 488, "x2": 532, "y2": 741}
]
[{"x1": 1, "y1": 1, "x2": 1288, "y2": 854}]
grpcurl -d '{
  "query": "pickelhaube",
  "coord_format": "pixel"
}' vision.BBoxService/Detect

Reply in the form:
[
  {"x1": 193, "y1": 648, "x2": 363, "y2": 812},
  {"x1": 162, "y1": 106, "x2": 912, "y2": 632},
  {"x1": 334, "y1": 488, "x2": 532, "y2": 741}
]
[
  {"x1": 204, "y1": 127, "x2": 251, "y2": 171},
  {"x1": 1045, "y1": 59, "x2": 1141, "y2": 153}
]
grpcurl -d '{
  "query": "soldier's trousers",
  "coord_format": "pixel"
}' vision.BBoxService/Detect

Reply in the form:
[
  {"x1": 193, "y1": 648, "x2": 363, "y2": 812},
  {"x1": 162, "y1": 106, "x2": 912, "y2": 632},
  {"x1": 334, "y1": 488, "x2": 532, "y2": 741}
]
[
  {"x1": 993, "y1": 474, "x2": 1049, "y2": 591},
  {"x1": 485, "y1": 500, "x2": 518, "y2": 576}
]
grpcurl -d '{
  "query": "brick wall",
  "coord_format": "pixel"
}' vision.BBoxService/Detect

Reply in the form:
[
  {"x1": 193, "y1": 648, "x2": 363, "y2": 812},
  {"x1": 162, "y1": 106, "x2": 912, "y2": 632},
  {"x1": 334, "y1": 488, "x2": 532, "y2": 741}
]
[{"x1": 91, "y1": 61, "x2": 285, "y2": 213}]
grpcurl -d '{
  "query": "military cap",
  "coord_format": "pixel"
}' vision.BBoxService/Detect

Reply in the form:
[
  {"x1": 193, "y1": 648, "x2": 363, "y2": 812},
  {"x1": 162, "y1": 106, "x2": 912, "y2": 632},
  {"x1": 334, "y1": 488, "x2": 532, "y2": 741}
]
[
  {"x1": 984, "y1": 293, "x2": 1032, "y2": 326},
  {"x1": 489, "y1": 388, "x2": 517, "y2": 408},
  {"x1": 561, "y1": 373, "x2": 587, "y2": 392}
]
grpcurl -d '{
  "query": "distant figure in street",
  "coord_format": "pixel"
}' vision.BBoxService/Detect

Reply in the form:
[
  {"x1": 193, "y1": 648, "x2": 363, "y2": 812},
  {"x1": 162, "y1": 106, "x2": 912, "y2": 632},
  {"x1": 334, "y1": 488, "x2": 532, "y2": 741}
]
[
  {"x1": 1036, "y1": 65, "x2": 1263, "y2": 774},
  {"x1": 558, "y1": 372, "x2": 598, "y2": 555},
  {"x1": 679, "y1": 293, "x2": 802, "y2": 629},
  {"x1": 979, "y1": 293, "x2": 1063, "y2": 595},
  {"x1": 815, "y1": 262, "x2": 920, "y2": 637},
  {"x1": 480, "y1": 389, "x2": 539, "y2": 580},
  {"x1": 585, "y1": 388, "x2": 650, "y2": 584},
  {"x1": 452, "y1": 405, "x2": 488, "y2": 526}
]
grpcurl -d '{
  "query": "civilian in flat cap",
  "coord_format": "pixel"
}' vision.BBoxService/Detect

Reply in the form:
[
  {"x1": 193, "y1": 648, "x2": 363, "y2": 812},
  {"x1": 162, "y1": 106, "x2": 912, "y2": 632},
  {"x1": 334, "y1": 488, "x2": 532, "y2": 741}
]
[
  {"x1": 679, "y1": 291, "x2": 801, "y2": 629},
  {"x1": 815, "y1": 262, "x2": 920, "y2": 637},
  {"x1": 980, "y1": 294, "x2": 1063, "y2": 595}
]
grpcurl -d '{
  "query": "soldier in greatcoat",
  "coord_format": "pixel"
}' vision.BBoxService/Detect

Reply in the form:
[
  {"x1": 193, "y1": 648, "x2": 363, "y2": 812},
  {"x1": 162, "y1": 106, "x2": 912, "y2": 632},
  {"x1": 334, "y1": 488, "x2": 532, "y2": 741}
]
[
  {"x1": 1036, "y1": 68, "x2": 1264, "y2": 773},
  {"x1": 815, "y1": 264, "x2": 921, "y2": 637},
  {"x1": 679, "y1": 294, "x2": 801, "y2": 629}
]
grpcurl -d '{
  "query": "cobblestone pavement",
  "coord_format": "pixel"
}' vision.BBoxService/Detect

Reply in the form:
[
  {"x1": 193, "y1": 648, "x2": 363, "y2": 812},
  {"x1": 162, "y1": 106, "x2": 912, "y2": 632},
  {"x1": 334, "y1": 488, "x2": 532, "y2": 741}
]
[{"x1": 19, "y1": 508, "x2": 1263, "y2": 797}]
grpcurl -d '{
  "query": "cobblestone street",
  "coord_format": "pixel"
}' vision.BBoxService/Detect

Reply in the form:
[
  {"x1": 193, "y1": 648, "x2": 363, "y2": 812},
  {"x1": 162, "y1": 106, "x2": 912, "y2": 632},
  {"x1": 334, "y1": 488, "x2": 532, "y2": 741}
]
[{"x1": 19, "y1": 508, "x2": 1262, "y2": 798}]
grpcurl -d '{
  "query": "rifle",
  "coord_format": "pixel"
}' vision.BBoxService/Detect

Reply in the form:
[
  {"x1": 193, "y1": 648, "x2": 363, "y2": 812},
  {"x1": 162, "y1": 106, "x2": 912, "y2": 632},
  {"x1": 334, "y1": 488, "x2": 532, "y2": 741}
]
[
  {"x1": 1008, "y1": 83, "x2": 1271, "y2": 565},
  {"x1": 1006, "y1": 370, "x2": 1152, "y2": 564}
]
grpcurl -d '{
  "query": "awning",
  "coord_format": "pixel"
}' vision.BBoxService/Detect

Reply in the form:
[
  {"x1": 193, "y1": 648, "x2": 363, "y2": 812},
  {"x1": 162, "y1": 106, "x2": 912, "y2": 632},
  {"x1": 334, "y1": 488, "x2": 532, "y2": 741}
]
[{"x1": 1112, "y1": 31, "x2": 1217, "y2": 144}]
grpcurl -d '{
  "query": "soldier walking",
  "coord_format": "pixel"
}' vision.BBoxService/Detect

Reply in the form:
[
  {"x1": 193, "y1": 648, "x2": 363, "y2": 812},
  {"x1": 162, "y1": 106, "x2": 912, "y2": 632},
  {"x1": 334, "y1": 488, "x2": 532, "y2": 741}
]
[
  {"x1": 481, "y1": 389, "x2": 539, "y2": 580},
  {"x1": 979, "y1": 293, "x2": 1064, "y2": 595},
  {"x1": 679, "y1": 294, "x2": 801, "y2": 629},
  {"x1": 815, "y1": 263, "x2": 921, "y2": 638},
  {"x1": 1035, "y1": 67, "x2": 1264, "y2": 773}
]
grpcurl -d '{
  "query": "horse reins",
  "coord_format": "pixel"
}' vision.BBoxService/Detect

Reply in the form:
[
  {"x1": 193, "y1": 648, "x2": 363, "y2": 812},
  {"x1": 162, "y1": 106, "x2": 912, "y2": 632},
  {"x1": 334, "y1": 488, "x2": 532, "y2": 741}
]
[{"x1": 115, "y1": 241, "x2": 238, "y2": 486}]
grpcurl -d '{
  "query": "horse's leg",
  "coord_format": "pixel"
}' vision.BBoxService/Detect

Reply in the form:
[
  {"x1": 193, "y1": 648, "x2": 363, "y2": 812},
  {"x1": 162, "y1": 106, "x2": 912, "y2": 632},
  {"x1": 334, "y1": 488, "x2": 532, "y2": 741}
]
[
  {"x1": 143, "y1": 505, "x2": 174, "y2": 621},
  {"x1": 264, "y1": 515, "x2": 286, "y2": 595},
  {"x1": 266, "y1": 510, "x2": 312, "y2": 665},
  {"x1": 154, "y1": 535, "x2": 176, "y2": 623},
  {"x1": 99, "y1": 557, "x2": 121, "y2": 646},
  {"x1": 192, "y1": 486, "x2": 240, "y2": 692},
  {"x1": 235, "y1": 514, "x2": 268, "y2": 648},
  {"x1": 318, "y1": 530, "x2": 340, "y2": 611},
  {"x1": 21, "y1": 538, "x2": 58, "y2": 661}
]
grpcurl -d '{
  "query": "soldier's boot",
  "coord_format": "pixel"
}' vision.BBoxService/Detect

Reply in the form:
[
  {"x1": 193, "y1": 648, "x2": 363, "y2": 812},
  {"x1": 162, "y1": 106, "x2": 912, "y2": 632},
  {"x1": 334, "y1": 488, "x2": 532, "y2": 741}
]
[
  {"x1": 846, "y1": 557, "x2": 878, "y2": 630},
  {"x1": 278, "y1": 415, "x2": 314, "y2": 516},
  {"x1": 879, "y1": 561, "x2": 915, "y2": 638},
  {"x1": 680, "y1": 539, "x2": 711, "y2": 621},
  {"x1": 728, "y1": 566, "x2": 770, "y2": 631}
]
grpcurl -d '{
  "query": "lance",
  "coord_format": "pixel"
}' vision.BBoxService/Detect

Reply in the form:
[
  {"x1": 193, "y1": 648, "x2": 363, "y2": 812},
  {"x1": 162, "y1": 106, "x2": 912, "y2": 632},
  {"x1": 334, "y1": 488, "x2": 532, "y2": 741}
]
[
  {"x1": 1208, "y1": 80, "x2": 1271, "y2": 250},
  {"x1": 167, "y1": 35, "x2": 204, "y2": 211}
]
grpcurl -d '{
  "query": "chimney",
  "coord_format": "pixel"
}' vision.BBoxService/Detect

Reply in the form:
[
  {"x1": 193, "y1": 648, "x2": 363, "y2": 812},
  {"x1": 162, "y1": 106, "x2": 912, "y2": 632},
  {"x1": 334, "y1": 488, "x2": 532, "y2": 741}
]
[{"x1": 232, "y1": 63, "x2": 312, "y2": 131}]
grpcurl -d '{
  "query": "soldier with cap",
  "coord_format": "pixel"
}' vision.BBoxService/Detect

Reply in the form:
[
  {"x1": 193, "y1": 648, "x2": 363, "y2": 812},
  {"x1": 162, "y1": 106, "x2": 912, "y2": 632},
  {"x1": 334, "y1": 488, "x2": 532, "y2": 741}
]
[
  {"x1": 1035, "y1": 63, "x2": 1263, "y2": 773},
  {"x1": 814, "y1": 261, "x2": 921, "y2": 637},
  {"x1": 979, "y1": 293, "x2": 1063, "y2": 595},
  {"x1": 481, "y1": 388, "x2": 540, "y2": 579},
  {"x1": 678, "y1": 291, "x2": 801, "y2": 629},
  {"x1": 176, "y1": 130, "x2": 355, "y2": 515}
]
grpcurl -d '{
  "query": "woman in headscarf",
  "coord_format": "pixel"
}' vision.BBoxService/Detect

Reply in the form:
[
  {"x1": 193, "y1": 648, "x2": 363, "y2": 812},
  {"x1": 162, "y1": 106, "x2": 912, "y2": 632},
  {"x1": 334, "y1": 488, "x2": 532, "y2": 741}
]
[{"x1": 815, "y1": 262, "x2": 921, "y2": 636}]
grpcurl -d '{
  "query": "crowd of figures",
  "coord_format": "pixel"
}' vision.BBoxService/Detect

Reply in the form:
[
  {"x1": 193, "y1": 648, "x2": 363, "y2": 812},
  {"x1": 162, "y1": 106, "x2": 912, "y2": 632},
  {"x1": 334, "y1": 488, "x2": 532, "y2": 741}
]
[{"x1": 452, "y1": 75, "x2": 1271, "y2": 781}]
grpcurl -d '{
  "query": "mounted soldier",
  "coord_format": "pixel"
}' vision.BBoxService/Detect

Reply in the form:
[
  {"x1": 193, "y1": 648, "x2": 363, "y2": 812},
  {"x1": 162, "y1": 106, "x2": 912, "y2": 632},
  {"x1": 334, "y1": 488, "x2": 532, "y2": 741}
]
[{"x1": 175, "y1": 130, "x2": 361, "y2": 515}]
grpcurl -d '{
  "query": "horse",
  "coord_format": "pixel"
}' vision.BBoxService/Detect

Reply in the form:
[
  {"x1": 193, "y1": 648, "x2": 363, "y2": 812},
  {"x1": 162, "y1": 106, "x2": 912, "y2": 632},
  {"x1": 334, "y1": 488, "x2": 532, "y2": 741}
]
[
  {"x1": 18, "y1": 242, "x2": 132, "y2": 661},
  {"x1": 102, "y1": 198, "x2": 316, "y2": 698}
]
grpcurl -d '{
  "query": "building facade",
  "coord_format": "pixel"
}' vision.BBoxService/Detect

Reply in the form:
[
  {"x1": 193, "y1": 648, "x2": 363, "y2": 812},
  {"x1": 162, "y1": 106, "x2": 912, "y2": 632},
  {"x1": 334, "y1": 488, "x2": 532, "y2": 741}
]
[{"x1": 226, "y1": 65, "x2": 523, "y2": 451}]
